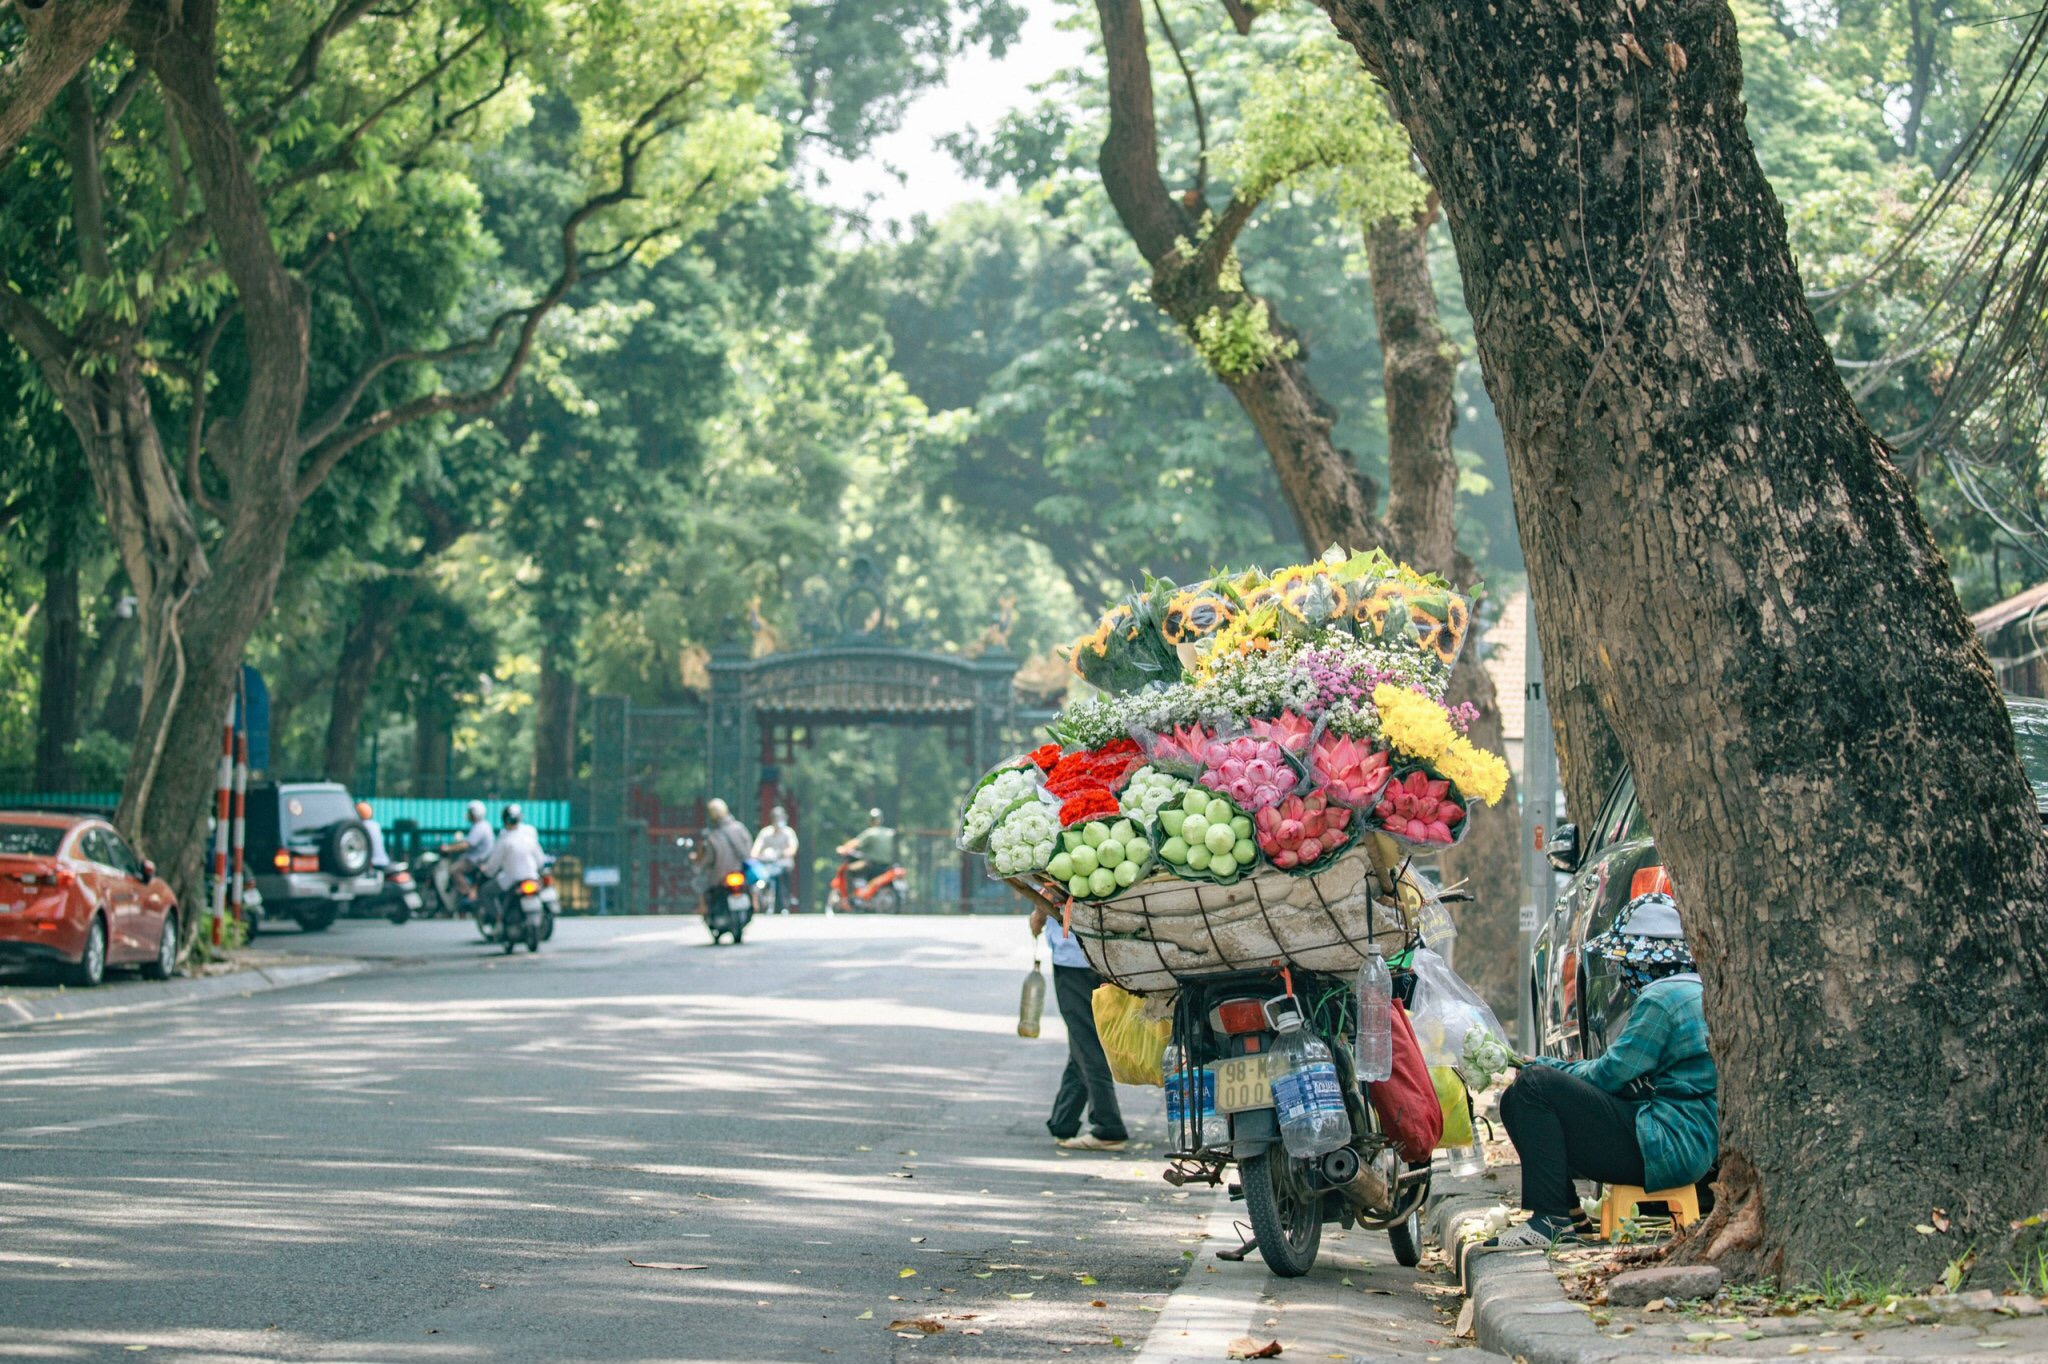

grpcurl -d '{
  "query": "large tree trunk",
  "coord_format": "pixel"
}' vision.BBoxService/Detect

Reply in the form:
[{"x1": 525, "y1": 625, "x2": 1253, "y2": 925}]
[
  {"x1": 531, "y1": 638, "x2": 578, "y2": 798},
  {"x1": 33, "y1": 496, "x2": 81, "y2": 790},
  {"x1": 1320, "y1": 0, "x2": 2048, "y2": 1278},
  {"x1": 323, "y1": 577, "x2": 413, "y2": 785},
  {"x1": 1366, "y1": 204, "x2": 1522, "y2": 1011}
]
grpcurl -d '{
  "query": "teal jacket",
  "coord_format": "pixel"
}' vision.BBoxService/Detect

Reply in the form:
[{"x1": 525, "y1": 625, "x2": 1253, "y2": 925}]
[{"x1": 1528, "y1": 974, "x2": 1718, "y2": 1191}]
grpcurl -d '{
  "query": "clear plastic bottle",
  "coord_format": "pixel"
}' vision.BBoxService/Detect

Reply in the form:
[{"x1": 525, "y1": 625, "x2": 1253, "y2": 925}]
[
  {"x1": 1270, "y1": 1015, "x2": 1353, "y2": 1158},
  {"x1": 1356, "y1": 944, "x2": 1393, "y2": 1083},
  {"x1": 1018, "y1": 959, "x2": 1045, "y2": 1038}
]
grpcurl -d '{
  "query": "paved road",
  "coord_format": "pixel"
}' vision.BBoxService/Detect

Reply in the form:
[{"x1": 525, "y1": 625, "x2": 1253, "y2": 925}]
[{"x1": 0, "y1": 916, "x2": 1478, "y2": 1362}]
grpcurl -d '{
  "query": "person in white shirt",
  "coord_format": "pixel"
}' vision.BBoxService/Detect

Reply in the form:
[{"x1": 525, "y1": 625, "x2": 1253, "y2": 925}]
[
  {"x1": 480, "y1": 804, "x2": 545, "y2": 892},
  {"x1": 751, "y1": 806, "x2": 799, "y2": 913},
  {"x1": 440, "y1": 800, "x2": 494, "y2": 903},
  {"x1": 355, "y1": 801, "x2": 391, "y2": 870}
]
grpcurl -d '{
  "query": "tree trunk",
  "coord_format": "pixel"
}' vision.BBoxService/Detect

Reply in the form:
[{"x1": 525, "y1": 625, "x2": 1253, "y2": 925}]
[
  {"x1": 531, "y1": 639, "x2": 578, "y2": 799},
  {"x1": 323, "y1": 577, "x2": 413, "y2": 785},
  {"x1": 33, "y1": 498, "x2": 81, "y2": 791},
  {"x1": 1365, "y1": 204, "x2": 1523, "y2": 1011},
  {"x1": 0, "y1": 0, "x2": 129, "y2": 164},
  {"x1": 1091, "y1": 0, "x2": 1383, "y2": 551},
  {"x1": 1320, "y1": 0, "x2": 2048, "y2": 1278}
]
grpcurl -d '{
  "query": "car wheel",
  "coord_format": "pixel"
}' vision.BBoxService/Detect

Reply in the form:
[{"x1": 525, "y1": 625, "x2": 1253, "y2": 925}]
[
  {"x1": 141, "y1": 913, "x2": 178, "y2": 981},
  {"x1": 68, "y1": 917, "x2": 108, "y2": 988}
]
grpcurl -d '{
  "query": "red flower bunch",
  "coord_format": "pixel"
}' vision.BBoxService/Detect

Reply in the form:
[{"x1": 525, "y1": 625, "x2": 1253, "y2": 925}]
[
  {"x1": 1059, "y1": 788, "x2": 1122, "y2": 828},
  {"x1": 1046, "y1": 742, "x2": 1143, "y2": 798},
  {"x1": 1026, "y1": 743, "x2": 1062, "y2": 773}
]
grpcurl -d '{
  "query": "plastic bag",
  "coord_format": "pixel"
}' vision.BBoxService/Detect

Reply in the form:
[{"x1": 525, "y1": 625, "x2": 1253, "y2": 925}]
[
  {"x1": 1064, "y1": 586, "x2": 1182, "y2": 695},
  {"x1": 1364, "y1": 1003, "x2": 1443, "y2": 1163},
  {"x1": 1093, "y1": 982, "x2": 1171, "y2": 1086},
  {"x1": 1406, "y1": 946, "x2": 1511, "y2": 1084},
  {"x1": 1431, "y1": 1065, "x2": 1475, "y2": 1148}
]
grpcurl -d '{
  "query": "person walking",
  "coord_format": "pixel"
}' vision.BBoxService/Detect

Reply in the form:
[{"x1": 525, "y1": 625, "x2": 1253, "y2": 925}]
[{"x1": 1029, "y1": 902, "x2": 1128, "y2": 1152}]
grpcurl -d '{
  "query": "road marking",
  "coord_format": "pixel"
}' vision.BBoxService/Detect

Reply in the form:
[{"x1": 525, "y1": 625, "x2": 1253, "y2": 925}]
[
  {"x1": 1134, "y1": 1181, "x2": 1268, "y2": 1363},
  {"x1": 7, "y1": 1113, "x2": 152, "y2": 1136}
]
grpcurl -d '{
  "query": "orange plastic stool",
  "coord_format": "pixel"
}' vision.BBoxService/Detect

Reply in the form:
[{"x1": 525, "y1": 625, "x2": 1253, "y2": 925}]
[{"x1": 1599, "y1": 1183, "x2": 1701, "y2": 1241}]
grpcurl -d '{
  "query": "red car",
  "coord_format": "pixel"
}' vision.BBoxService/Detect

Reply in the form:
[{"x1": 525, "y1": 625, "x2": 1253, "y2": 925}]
[{"x1": 0, "y1": 812, "x2": 180, "y2": 987}]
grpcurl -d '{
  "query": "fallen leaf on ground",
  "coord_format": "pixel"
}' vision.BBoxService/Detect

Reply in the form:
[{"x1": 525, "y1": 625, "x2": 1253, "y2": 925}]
[
  {"x1": 855, "y1": 1310, "x2": 873, "y2": 1321},
  {"x1": 1009, "y1": 1293, "x2": 1035, "y2": 1300},
  {"x1": 911, "y1": 1237, "x2": 927, "y2": 1244},
  {"x1": 1225, "y1": 1338, "x2": 1283, "y2": 1360},
  {"x1": 961, "y1": 1328, "x2": 983, "y2": 1336},
  {"x1": 1090, "y1": 1300, "x2": 1107, "y2": 1308},
  {"x1": 889, "y1": 1172, "x2": 915, "y2": 1179},
  {"x1": 887, "y1": 1318, "x2": 944, "y2": 1335},
  {"x1": 1078, "y1": 1274, "x2": 1097, "y2": 1285},
  {"x1": 1932, "y1": 1208, "x2": 1952, "y2": 1233},
  {"x1": 627, "y1": 1261, "x2": 706, "y2": 1271},
  {"x1": 899, "y1": 1268, "x2": 918, "y2": 1278},
  {"x1": 1455, "y1": 1300, "x2": 1476, "y2": 1339}
]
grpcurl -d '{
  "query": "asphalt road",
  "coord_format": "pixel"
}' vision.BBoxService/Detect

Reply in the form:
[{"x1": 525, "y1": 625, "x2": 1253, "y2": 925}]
[{"x1": 0, "y1": 916, "x2": 1478, "y2": 1363}]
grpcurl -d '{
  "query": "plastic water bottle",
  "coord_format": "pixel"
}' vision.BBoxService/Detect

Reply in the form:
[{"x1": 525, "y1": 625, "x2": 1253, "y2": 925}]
[
  {"x1": 1270, "y1": 1015, "x2": 1353, "y2": 1159},
  {"x1": 1356, "y1": 944, "x2": 1393, "y2": 1082},
  {"x1": 1018, "y1": 959, "x2": 1045, "y2": 1039}
]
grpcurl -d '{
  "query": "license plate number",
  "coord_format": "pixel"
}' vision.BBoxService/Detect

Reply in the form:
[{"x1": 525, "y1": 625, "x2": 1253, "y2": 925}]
[{"x1": 1214, "y1": 1053, "x2": 1290, "y2": 1114}]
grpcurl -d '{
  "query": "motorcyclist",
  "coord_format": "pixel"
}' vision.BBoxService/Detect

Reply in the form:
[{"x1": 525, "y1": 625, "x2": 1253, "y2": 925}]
[
  {"x1": 836, "y1": 808, "x2": 898, "y2": 889},
  {"x1": 439, "y1": 800, "x2": 494, "y2": 904},
  {"x1": 751, "y1": 806, "x2": 799, "y2": 913},
  {"x1": 478, "y1": 803, "x2": 545, "y2": 922},
  {"x1": 701, "y1": 798, "x2": 754, "y2": 909}
]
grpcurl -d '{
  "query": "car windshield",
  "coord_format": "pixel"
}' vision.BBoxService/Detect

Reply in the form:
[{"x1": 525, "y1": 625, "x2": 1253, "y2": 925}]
[
  {"x1": 0, "y1": 824, "x2": 66, "y2": 856},
  {"x1": 283, "y1": 789, "x2": 357, "y2": 837},
  {"x1": 2005, "y1": 700, "x2": 2048, "y2": 811}
]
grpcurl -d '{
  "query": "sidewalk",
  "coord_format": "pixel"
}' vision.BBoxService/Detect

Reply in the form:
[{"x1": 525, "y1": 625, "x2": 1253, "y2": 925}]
[
  {"x1": 0, "y1": 949, "x2": 374, "y2": 1030},
  {"x1": 1431, "y1": 1165, "x2": 2048, "y2": 1362}
]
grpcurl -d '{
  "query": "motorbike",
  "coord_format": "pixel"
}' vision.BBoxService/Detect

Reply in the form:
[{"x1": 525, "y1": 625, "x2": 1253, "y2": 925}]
[
  {"x1": 365, "y1": 863, "x2": 426, "y2": 924},
  {"x1": 477, "y1": 868, "x2": 560, "y2": 951},
  {"x1": 826, "y1": 851, "x2": 906, "y2": 913},
  {"x1": 413, "y1": 849, "x2": 476, "y2": 919},
  {"x1": 1161, "y1": 962, "x2": 1432, "y2": 1277},
  {"x1": 706, "y1": 866, "x2": 758, "y2": 944}
]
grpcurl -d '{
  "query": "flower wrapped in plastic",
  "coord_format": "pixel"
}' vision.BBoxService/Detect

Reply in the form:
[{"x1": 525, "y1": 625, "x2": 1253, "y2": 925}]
[
  {"x1": 958, "y1": 759, "x2": 1045, "y2": 852},
  {"x1": 1064, "y1": 588, "x2": 1182, "y2": 695},
  {"x1": 1047, "y1": 816, "x2": 1156, "y2": 900},
  {"x1": 1196, "y1": 731, "x2": 1298, "y2": 814},
  {"x1": 1309, "y1": 730, "x2": 1394, "y2": 810},
  {"x1": 1152, "y1": 784, "x2": 1259, "y2": 885},
  {"x1": 1371, "y1": 767, "x2": 1469, "y2": 847},
  {"x1": 1118, "y1": 764, "x2": 1192, "y2": 827},
  {"x1": 988, "y1": 796, "x2": 1060, "y2": 876},
  {"x1": 1046, "y1": 739, "x2": 1144, "y2": 799},
  {"x1": 1253, "y1": 790, "x2": 1357, "y2": 874}
]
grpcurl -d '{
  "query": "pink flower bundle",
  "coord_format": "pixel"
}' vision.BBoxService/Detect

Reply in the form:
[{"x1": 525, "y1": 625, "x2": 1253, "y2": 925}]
[
  {"x1": 1253, "y1": 792, "x2": 1354, "y2": 871},
  {"x1": 1248, "y1": 710, "x2": 1315, "y2": 756},
  {"x1": 1372, "y1": 769, "x2": 1467, "y2": 846},
  {"x1": 1198, "y1": 734, "x2": 1295, "y2": 812},
  {"x1": 1310, "y1": 731, "x2": 1393, "y2": 809}
]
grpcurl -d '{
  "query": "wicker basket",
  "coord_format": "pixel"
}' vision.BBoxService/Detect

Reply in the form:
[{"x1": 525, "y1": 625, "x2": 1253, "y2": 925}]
[{"x1": 1008, "y1": 839, "x2": 1414, "y2": 994}]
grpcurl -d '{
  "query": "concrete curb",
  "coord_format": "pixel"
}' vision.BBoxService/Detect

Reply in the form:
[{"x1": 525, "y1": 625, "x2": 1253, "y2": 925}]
[
  {"x1": 0, "y1": 960, "x2": 371, "y2": 1030},
  {"x1": 1427, "y1": 1185, "x2": 1629, "y2": 1364}
]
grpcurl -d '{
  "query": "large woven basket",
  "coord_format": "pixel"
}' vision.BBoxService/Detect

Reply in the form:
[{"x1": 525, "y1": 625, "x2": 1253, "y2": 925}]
[{"x1": 1009, "y1": 842, "x2": 1411, "y2": 994}]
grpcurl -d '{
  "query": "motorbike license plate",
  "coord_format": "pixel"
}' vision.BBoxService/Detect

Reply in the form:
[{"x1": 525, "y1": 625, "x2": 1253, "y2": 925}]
[
  {"x1": 1214, "y1": 1053, "x2": 1290, "y2": 1114},
  {"x1": 726, "y1": 891, "x2": 751, "y2": 912}
]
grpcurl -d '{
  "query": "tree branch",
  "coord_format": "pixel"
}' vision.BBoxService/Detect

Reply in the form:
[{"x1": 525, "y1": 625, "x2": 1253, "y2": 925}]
[
  {"x1": 0, "y1": 0, "x2": 130, "y2": 164},
  {"x1": 1148, "y1": 0, "x2": 1208, "y2": 201},
  {"x1": 97, "y1": 60, "x2": 146, "y2": 138},
  {"x1": 244, "y1": 0, "x2": 383, "y2": 141},
  {"x1": 268, "y1": 25, "x2": 488, "y2": 192},
  {"x1": 182, "y1": 309, "x2": 231, "y2": 520},
  {"x1": 65, "y1": 78, "x2": 112, "y2": 283}
]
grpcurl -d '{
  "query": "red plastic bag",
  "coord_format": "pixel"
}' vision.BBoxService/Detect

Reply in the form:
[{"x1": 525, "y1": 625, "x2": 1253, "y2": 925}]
[{"x1": 1366, "y1": 1003, "x2": 1443, "y2": 1163}]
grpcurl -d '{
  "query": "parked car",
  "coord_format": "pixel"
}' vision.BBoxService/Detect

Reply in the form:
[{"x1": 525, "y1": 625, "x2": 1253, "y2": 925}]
[
  {"x1": 1531, "y1": 694, "x2": 2048, "y2": 1060},
  {"x1": 244, "y1": 782, "x2": 381, "y2": 933},
  {"x1": 0, "y1": 811, "x2": 180, "y2": 986}
]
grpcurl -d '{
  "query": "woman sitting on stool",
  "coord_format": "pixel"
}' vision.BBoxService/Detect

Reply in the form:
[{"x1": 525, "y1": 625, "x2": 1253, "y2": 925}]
[{"x1": 1492, "y1": 893, "x2": 1718, "y2": 1247}]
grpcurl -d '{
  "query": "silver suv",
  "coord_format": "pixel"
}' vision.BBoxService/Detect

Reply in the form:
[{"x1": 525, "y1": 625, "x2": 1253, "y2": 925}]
[{"x1": 245, "y1": 782, "x2": 380, "y2": 933}]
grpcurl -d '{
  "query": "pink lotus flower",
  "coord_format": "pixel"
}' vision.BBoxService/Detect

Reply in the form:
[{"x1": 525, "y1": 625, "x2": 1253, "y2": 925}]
[
  {"x1": 1200, "y1": 735, "x2": 1294, "y2": 812},
  {"x1": 1371, "y1": 769, "x2": 1467, "y2": 845},
  {"x1": 1311, "y1": 733, "x2": 1393, "y2": 809},
  {"x1": 1254, "y1": 791, "x2": 1354, "y2": 870},
  {"x1": 1250, "y1": 711, "x2": 1316, "y2": 756},
  {"x1": 1148, "y1": 723, "x2": 1214, "y2": 773}
]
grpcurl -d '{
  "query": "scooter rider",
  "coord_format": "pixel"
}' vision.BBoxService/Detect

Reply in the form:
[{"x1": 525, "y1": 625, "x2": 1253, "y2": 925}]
[
  {"x1": 701, "y1": 799, "x2": 754, "y2": 902},
  {"x1": 440, "y1": 800, "x2": 495, "y2": 904},
  {"x1": 751, "y1": 806, "x2": 799, "y2": 913},
  {"x1": 478, "y1": 804, "x2": 545, "y2": 921},
  {"x1": 837, "y1": 808, "x2": 897, "y2": 887}
]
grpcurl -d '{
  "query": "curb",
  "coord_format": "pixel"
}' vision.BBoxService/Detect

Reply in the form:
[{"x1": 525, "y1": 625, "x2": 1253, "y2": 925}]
[
  {"x1": 0, "y1": 960, "x2": 372, "y2": 1030},
  {"x1": 1428, "y1": 1186, "x2": 1623, "y2": 1364}
]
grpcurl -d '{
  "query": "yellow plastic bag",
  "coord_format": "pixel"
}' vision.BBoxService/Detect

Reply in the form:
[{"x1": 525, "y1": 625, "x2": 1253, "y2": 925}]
[
  {"x1": 1432, "y1": 1065, "x2": 1475, "y2": 1148},
  {"x1": 1092, "y1": 983, "x2": 1172, "y2": 1087}
]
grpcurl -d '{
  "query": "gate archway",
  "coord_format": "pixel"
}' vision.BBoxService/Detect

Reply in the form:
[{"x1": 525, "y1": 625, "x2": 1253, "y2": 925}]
[{"x1": 706, "y1": 642, "x2": 1020, "y2": 911}]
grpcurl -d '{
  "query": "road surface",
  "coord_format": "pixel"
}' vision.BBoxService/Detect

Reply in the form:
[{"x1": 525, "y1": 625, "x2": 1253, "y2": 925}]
[{"x1": 0, "y1": 916, "x2": 1477, "y2": 1362}]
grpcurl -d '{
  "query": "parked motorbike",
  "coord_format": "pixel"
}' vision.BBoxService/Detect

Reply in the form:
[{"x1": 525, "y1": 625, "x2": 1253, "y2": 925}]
[
  {"x1": 1162, "y1": 961, "x2": 1432, "y2": 1277},
  {"x1": 706, "y1": 867, "x2": 758, "y2": 945},
  {"x1": 826, "y1": 857, "x2": 906, "y2": 913},
  {"x1": 477, "y1": 870, "x2": 560, "y2": 951}
]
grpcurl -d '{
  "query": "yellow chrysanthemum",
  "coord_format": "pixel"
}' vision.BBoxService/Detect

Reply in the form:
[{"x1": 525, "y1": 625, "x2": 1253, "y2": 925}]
[
  {"x1": 1435, "y1": 736, "x2": 1510, "y2": 807},
  {"x1": 1372, "y1": 683, "x2": 1458, "y2": 762}
]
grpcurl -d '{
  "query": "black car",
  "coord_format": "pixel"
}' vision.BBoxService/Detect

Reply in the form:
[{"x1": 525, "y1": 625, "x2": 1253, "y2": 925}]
[
  {"x1": 244, "y1": 782, "x2": 381, "y2": 933},
  {"x1": 1530, "y1": 695, "x2": 2048, "y2": 1060}
]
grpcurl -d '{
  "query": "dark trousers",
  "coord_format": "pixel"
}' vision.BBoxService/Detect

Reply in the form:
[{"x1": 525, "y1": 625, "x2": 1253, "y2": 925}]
[
  {"x1": 1048, "y1": 964, "x2": 1128, "y2": 1141},
  {"x1": 1499, "y1": 1064, "x2": 1646, "y2": 1218}
]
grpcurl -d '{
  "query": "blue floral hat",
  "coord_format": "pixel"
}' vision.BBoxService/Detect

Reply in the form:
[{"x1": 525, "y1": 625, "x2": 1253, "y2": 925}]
[{"x1": 1585, "y1": 891, "x2": 1695, "y2": 972}]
